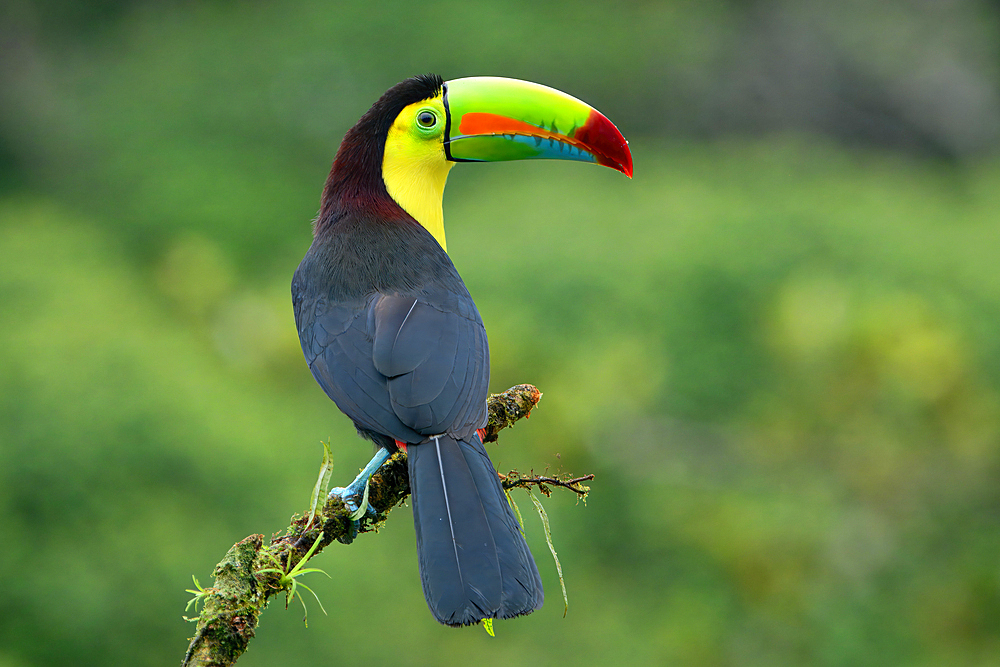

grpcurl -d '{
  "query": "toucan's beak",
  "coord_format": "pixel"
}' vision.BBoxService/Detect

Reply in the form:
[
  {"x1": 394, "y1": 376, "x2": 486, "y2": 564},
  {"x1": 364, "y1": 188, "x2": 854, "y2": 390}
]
[{"x1": 443, "y1": 77, "x2": 633, "y2": 178}]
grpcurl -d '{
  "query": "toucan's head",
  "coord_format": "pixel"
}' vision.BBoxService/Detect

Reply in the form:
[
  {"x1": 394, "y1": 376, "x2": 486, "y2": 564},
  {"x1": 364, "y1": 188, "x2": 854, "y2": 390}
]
[{"x1": 322, "y1": 74, "x2": 632, "y2": 250}]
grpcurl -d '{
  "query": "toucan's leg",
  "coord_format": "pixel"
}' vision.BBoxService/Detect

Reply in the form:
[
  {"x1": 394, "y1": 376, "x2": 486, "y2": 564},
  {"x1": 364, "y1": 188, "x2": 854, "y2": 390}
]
[{"x1": 329, "y1": 446, "x2": 393, "y2": 543}]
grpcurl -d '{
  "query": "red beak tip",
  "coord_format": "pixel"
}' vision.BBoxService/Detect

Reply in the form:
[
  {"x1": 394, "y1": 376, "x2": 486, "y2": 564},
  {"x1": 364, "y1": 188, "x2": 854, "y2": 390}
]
[
  {"x1": 619, "y1": 151, "x2": 634, "y2": 179},
  {"x1": 616, "y1": 139, "x2": 633, "y2": 178}
]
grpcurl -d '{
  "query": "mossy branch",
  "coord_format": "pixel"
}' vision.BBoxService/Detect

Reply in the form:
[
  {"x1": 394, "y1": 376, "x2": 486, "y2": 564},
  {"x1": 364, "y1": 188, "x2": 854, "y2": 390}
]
[{"x1": 180, "y1": 384, "x2": 592, "y2": 667}]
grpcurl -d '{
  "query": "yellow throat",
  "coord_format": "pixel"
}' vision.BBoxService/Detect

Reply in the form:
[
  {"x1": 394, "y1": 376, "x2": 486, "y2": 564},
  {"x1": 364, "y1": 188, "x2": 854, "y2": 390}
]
[{"x1": 382, "y1": 97, "x2": 454, "y2": 251}]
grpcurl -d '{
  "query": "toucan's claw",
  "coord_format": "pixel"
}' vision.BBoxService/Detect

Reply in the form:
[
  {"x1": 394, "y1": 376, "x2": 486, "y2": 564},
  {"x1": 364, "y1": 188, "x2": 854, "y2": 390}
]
[
  {"x1": 329, "y1": 484, "x2": 366, "y2": 544},
  {"x1": 329, "y1": 447, "x2": 392, "y2": 544}
]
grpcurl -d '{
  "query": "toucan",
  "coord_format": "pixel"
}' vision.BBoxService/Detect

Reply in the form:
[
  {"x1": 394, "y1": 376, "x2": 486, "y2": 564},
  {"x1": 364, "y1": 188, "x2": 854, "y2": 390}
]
[{"x1": 292, "y1": 74, "x2": 632, "y2": 627}]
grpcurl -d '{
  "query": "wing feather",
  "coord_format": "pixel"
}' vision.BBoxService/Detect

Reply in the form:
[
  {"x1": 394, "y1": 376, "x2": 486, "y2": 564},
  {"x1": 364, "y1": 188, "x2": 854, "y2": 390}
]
[{"x1": 299, "y1": 288, "x2": 487, "y2": 441}]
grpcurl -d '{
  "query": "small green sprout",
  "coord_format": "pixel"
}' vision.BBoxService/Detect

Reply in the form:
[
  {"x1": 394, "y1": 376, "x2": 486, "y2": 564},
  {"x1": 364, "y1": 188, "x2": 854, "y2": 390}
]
[
  {"x1": 183, "y1": 575, "x2": 209, "y2": 622},
  {"x1": 258, "y1": 532, "x2": 330, "y2": 627},
  {"x1": 306, "y1": 442, "x2": 336, "y2": 529}
]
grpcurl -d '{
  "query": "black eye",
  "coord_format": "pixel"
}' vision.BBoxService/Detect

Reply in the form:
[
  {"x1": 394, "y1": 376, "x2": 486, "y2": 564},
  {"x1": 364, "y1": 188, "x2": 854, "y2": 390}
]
[{"x1": 416, "y1": 111, "x2": 437, "y2": 128}]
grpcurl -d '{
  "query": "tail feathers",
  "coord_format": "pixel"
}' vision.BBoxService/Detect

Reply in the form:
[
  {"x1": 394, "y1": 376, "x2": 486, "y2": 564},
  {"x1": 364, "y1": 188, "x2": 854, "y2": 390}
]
[
  {"x1": 408, "y1": 434, "x2": 543, "y2": 626},
  {"x1": 460, "y1": 435, "x2": 543, "y2": 613}
]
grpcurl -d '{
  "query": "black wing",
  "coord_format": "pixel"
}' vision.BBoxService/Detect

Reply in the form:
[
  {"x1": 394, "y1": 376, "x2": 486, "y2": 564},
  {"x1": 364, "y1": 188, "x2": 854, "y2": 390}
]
[{"x1": 294, "y1": 286, "x2": 489, "y2": 443}]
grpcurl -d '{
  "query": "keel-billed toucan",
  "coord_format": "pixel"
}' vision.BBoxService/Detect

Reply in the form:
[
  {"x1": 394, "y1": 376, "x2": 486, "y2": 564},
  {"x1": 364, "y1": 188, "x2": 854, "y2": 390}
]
[{"x1": 292, "y1": 74, "x2": 631, "y2": 626}]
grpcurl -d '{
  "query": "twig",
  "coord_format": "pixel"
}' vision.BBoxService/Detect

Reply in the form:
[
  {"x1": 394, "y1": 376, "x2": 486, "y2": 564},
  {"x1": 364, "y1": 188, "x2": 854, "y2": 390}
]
[{"x1": 501, "y1": 472, "x2": 594, "y2": 499}]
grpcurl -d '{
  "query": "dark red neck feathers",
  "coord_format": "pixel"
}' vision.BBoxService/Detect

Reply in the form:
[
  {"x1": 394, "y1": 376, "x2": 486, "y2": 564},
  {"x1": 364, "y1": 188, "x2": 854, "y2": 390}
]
[
  {"x1": 317, "y1": 123, "x2": 400, "y2": 228},
  {"x1": 316, "y1": 74, "x2": 445, "y2": 235}
]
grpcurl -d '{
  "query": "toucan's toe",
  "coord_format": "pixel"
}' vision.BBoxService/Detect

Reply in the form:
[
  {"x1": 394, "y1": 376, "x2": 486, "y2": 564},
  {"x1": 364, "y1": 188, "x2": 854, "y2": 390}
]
[{"x1": 329, "y1": 484, "x2": 370, "y2": 543}]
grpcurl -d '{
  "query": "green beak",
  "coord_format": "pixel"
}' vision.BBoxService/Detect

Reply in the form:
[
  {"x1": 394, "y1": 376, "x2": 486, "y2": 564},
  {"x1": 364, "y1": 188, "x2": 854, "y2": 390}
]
[{"x1": 443, "y1": 76, "x2": 633, "y2": 178}]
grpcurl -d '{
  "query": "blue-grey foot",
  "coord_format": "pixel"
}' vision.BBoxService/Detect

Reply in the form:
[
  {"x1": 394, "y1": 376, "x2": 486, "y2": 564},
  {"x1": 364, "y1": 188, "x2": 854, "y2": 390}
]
[{"x1": 329, "y1": 447, "x2": 392, "y2": 544}]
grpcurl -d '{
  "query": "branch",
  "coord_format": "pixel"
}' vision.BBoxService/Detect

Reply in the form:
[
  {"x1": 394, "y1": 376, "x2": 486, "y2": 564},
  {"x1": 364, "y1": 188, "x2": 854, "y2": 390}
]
[
  {"x1": 501, "y1": 471, "x2": 594, "y2": 500},
  {"x1": 180, "y1": 384, "x2": 591, "y2": 667}
]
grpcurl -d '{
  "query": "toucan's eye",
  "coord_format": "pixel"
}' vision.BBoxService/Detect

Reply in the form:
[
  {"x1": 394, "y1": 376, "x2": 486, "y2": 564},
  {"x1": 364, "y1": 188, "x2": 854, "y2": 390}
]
[{"x1": 416, "y1": 111, "x2": 437, "y2": 128}]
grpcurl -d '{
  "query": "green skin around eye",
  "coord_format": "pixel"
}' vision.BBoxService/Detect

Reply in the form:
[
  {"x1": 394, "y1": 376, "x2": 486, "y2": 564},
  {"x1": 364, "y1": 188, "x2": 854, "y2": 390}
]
[{"x1": 417, "y1": 111, "x2": 437, "y2": 130}]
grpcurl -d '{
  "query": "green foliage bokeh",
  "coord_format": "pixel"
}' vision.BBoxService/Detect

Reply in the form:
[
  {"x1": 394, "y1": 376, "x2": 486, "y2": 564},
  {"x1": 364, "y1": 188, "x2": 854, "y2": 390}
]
[{"x1": 2, "y1": 1, "x2": 1000, "y2": 666}]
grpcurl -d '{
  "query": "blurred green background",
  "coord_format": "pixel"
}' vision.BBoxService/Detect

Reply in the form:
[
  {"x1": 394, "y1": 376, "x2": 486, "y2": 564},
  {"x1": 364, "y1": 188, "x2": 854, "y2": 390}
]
[{"x1": 2, "y1": 1, "x2": 1000, "y2": 665}]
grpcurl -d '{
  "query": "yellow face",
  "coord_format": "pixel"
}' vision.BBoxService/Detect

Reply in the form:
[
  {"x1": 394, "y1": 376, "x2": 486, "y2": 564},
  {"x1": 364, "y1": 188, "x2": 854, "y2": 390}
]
[{"x1": 382, "y1": 95, "x2": 455, "y2": 251}]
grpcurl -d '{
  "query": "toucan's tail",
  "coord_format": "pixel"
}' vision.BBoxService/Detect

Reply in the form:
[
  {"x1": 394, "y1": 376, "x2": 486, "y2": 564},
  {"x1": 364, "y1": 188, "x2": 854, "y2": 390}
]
[{"x1": 407, "y1": 433, "x2": 543, "y2": 626}]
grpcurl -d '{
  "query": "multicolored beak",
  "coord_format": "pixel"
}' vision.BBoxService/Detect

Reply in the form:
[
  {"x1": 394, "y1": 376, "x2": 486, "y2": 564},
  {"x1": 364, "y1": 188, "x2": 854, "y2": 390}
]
[{"x1": 443, "y1": 77, "x2": 633, "y2": 178}]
